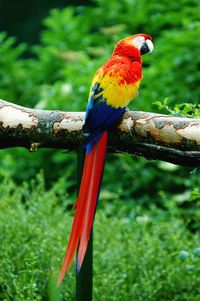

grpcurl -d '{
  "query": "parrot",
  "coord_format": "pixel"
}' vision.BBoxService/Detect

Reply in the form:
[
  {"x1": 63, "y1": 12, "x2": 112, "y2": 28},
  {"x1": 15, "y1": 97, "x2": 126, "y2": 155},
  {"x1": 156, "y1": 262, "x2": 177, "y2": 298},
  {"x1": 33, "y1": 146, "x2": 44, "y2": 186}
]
[{"x1": 57, "y1": 33, "x2": 154, "y2": 286}]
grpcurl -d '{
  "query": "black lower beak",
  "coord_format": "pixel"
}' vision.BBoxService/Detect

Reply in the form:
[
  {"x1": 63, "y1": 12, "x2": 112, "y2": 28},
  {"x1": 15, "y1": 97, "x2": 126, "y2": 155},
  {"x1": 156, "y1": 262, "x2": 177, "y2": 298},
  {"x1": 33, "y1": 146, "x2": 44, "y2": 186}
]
[{"x1": 140, "y1": 43, "x2": 149, "y2": 55}]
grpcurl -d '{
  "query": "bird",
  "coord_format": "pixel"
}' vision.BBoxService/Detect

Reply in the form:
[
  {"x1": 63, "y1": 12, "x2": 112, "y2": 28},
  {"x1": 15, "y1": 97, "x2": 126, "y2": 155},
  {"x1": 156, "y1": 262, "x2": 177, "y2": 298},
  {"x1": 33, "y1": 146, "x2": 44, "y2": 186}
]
[{"x1": 57, "y1": 33, "x2": 154, "y2": 286}]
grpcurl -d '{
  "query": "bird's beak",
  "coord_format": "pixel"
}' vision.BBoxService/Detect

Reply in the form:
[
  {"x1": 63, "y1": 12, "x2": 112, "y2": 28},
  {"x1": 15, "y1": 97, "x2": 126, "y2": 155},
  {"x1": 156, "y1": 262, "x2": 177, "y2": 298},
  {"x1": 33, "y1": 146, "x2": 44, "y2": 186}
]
[{"x1": 140, "y1": 39, "x2": 154, "y2": 55}]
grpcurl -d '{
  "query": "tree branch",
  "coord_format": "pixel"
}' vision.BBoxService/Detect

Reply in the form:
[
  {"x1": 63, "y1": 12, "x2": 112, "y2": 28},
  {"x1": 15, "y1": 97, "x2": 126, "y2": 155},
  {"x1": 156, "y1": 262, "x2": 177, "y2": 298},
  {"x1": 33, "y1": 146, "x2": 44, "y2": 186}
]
[{"x1": 0, "y1": 99, "x2": 200, "y2": 166}]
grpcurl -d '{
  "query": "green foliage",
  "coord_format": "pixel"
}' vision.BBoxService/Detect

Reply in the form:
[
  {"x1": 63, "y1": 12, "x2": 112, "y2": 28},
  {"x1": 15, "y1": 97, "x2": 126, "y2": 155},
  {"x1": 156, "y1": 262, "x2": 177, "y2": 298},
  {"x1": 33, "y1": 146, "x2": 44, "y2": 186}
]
[
  {"x1": 154, "y1": 98, "x2": 200, "y2": 117},
  {"x1": 0, "y1": 175, "x2": 200, "y2": 300},
  {"x1": 0, "y1": 173, "x2": 75, "y2": 300},
  {"x1": 94, "y1": 206, "x2": 200, "y2": 301},
  {"x1": 0, "y1": 33, "x2": 27, "y2": 103}
]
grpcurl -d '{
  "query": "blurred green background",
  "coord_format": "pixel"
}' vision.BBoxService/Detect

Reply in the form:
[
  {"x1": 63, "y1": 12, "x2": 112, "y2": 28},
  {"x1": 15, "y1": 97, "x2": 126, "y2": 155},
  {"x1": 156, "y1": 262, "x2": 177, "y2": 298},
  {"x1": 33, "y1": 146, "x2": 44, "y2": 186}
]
[{"x1": 0, "y1": 0, "x2": 200, "y2": 300}]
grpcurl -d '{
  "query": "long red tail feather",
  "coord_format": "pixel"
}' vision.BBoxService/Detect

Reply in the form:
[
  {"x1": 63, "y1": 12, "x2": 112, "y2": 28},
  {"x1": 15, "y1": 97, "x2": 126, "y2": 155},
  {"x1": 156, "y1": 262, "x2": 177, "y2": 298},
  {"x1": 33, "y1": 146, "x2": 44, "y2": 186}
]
[{"x1": 57, "y1": 131, "x2": 107, "y2": 286}]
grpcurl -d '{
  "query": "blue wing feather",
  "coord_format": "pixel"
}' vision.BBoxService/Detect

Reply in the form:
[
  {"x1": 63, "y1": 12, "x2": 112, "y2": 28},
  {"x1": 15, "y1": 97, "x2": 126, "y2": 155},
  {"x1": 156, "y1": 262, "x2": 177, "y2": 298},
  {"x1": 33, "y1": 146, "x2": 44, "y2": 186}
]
[{"x1": 82, "y1": 82, "x2": 125, "y2": 150}]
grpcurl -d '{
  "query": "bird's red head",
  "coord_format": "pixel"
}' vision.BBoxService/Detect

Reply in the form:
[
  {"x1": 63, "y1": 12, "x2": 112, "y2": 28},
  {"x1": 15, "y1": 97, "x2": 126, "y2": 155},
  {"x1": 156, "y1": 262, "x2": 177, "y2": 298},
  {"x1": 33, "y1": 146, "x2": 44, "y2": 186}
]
[{"x1": 113, "y1": 34, "x2": 153, "y2": 60}]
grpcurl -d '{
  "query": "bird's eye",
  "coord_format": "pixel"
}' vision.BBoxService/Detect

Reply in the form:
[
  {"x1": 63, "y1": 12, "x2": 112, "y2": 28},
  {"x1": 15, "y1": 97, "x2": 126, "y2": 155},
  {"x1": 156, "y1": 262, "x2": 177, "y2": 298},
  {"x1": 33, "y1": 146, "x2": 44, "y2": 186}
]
[{"x1": 132, "y1": 36, "x2": 145, "y2": 50}]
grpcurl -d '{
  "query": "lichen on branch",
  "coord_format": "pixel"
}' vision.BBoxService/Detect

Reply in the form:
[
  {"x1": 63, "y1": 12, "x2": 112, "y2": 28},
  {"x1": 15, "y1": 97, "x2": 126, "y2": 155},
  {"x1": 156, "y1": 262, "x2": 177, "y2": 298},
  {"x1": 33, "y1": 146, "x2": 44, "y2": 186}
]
[{"x1": 0, "y1": 98, "x2": 200, "y2": 167}]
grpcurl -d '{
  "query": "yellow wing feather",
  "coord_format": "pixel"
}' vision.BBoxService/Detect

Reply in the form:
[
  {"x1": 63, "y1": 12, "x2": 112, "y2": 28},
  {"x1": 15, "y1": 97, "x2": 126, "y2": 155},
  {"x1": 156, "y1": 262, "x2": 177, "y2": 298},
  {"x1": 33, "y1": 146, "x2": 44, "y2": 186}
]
[{"x1": 88, "y1": 66, "x2": 140, "y2": 109}]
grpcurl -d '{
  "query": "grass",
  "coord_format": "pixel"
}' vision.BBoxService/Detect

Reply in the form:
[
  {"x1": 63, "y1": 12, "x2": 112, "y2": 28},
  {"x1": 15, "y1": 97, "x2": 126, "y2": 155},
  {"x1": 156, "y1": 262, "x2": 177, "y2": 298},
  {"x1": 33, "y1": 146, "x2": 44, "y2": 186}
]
[{"x1": 0, "y1": 173, "x2": 200, "y2": 300}]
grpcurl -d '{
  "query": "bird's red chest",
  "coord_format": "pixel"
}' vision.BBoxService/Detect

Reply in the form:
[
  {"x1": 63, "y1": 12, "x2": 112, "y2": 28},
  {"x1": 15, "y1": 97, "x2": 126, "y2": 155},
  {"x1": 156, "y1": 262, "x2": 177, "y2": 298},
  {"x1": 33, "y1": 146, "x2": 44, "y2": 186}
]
[
  {"x1": 103, "y1": 56, "x2": 142, "y2": 85},
  {"x1": 119, "y1": 61, "x2": 142, "y2": 85}
]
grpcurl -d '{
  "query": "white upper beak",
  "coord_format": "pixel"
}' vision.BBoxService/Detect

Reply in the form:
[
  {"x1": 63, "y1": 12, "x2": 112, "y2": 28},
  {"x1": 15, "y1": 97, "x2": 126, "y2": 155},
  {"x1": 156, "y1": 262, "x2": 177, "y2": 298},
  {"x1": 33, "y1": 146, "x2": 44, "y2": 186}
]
[{"x1": 146, "y1": 39, "x2": 154, "y2": 54}]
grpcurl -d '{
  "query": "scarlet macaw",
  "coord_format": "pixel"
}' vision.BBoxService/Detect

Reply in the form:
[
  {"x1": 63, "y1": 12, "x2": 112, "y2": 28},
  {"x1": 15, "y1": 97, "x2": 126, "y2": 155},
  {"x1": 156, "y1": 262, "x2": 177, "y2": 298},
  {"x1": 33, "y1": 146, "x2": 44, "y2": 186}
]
[{"x1": 57, "y1": 34, "x2": 154, "y2": 285}]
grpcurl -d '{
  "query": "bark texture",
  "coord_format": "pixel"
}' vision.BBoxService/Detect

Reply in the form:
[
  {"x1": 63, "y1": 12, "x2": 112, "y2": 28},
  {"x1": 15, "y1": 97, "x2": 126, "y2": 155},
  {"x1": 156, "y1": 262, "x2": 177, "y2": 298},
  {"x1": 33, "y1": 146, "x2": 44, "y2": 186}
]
[{"x1": 0, "y1": 99, "x2": 200, "y2": 166}]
